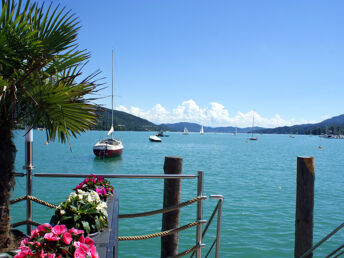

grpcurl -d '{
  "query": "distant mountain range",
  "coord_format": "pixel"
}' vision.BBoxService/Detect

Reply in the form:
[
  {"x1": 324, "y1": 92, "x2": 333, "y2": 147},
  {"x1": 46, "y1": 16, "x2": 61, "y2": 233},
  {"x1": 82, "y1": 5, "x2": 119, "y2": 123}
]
[
  {"x1": 160, "y1": 122, "x2": 264, "y2": 133},
  {"x1": 255, "y1": 114, "x2": 344, "y2": 135},
  {"x1": 93, "y1": 108, "x2": 344, "y2": 135}
]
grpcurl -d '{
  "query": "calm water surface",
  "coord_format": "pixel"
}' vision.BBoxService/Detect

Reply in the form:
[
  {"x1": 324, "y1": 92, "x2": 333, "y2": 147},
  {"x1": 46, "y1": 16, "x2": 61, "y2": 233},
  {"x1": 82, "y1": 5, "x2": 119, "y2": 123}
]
[{"x1": 11, "y1": 130, "x2": 344, "y2": 257}]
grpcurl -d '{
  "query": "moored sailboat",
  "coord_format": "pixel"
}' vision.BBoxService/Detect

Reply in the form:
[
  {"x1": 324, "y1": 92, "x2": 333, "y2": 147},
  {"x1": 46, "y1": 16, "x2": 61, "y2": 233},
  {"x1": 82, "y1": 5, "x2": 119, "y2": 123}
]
[
  {"x1": 93, "y1": 51, "x2": 123, "y2": 158},
  {"x1": 183, "y1": 127, "x2": 189, "y2": 135}
]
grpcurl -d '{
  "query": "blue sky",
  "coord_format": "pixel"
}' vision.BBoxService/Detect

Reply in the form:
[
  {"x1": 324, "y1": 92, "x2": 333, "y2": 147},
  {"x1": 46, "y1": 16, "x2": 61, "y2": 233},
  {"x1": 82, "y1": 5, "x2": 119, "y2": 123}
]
[{"x1": 54, "y1": 0, "x2": 343, "y2": 127}]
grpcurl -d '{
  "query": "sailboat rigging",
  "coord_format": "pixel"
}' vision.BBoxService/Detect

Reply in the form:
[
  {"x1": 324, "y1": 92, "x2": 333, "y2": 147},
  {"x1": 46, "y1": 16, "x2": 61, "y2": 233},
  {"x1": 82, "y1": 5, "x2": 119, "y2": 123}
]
[
  {"x1": 249, "y1": 111, "x2": 258, "y2": 141},
  {"x1": 93, "y1": 50, "x2": 124, "y2": 158}
]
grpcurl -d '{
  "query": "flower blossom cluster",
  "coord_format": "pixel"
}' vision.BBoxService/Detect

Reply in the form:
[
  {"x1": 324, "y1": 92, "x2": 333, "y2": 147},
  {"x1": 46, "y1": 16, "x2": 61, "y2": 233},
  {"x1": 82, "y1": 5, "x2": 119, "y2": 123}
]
[
  {"x1": 14, "y1": 224, "x2": 98, "y2": 258},
  {"x1": 74, "y1": 174, "x2": 113, "y2": 201},
  {"x1": 50, "y1": 190, "x2": 108, "y2": 235}
]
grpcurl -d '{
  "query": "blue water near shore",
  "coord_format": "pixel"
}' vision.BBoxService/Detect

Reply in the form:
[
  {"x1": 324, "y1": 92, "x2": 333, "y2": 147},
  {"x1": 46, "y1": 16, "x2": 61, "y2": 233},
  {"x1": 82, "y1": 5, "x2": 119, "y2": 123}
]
[{"x1": 11, "y1": 130, "x2": 344, "y2": 257}]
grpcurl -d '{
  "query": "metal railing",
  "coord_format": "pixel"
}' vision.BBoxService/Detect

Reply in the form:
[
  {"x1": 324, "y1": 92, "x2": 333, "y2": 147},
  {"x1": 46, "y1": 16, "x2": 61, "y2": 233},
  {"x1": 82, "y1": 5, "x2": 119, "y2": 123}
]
[
  {"x1": 300, "y1": 222, "x2": 344, "y2": 258},
  {"x1": 11, "y1": 170, "x2": 224, "y2": 257},
  {"x1": 11, "y1": 132, "x2": 222, "y2": 257},
  {"x1": 191, "y1": 195, "x2": 224, "y2": 258}
]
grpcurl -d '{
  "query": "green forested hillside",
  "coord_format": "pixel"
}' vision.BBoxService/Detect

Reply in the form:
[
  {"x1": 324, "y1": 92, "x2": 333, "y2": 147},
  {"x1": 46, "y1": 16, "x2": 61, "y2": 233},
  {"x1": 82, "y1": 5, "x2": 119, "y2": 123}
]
[{"x1": 93, "y1": 107, "x2": 162, "y2": 131}]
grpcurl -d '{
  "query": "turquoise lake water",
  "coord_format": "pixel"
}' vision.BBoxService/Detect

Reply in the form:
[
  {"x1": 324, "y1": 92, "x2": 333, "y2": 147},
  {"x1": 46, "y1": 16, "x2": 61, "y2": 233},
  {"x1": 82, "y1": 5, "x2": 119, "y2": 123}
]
[{"x1": 11, "y1": 130, "x2": 344, "y2": 257}]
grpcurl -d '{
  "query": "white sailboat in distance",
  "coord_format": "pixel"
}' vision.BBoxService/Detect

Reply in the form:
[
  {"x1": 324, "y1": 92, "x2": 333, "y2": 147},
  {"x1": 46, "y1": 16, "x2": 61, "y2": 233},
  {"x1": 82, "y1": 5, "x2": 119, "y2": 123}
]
[
  {"x1": 93, "y1": 50, "x2": 124, "y2": 157},
  {"x1": 200, "y1": 125, "x2": 204, "y2": 135},
  {"x1": 183, "y1": 127, "x2": 189, "y2": 135}
]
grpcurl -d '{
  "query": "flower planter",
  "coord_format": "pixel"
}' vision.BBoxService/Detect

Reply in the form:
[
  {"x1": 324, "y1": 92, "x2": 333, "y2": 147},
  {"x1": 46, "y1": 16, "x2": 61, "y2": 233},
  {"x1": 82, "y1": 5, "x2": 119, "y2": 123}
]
[{"x1": 90, "y1": 190, "x2": 119, "y2": 258}]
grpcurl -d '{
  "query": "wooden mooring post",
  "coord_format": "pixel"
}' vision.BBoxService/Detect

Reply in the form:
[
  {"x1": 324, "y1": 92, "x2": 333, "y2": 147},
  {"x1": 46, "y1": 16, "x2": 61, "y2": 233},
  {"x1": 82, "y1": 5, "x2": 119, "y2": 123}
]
[
  {"x1": 294, "y1": 156, "x2": 315, "y2": 258},
  {"x1": 161, "y1": 156, "x2": 182, "y2": 258}
]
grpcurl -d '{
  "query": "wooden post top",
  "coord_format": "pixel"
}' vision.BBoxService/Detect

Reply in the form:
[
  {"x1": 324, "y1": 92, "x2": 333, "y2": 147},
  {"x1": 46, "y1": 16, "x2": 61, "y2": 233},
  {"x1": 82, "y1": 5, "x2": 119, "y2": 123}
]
[{"x1": 164, "y1": 156, "x2": 183, "y2": 160}]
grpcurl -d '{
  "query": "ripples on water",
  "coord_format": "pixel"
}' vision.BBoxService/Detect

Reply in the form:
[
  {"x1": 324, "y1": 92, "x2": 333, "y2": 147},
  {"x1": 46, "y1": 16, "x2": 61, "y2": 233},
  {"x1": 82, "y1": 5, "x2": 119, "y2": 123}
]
[{"x1": 12, "y1": 130, "x2": 344, "y2": 257}]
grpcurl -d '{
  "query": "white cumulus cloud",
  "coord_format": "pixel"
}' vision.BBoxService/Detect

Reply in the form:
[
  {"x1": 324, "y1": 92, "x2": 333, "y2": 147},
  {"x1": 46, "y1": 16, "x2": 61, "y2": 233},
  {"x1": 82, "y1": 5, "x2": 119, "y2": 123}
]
[{"x1": 116, "y1": 99, "x2": 305, "y2": 128}]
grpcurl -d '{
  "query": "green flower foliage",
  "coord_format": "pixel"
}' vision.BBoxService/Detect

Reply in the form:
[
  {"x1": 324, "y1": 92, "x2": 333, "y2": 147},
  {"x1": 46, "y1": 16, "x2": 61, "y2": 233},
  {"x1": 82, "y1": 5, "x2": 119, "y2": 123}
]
[{"x1": 50, "y1": 190, "x2": 108, "y2": 235}]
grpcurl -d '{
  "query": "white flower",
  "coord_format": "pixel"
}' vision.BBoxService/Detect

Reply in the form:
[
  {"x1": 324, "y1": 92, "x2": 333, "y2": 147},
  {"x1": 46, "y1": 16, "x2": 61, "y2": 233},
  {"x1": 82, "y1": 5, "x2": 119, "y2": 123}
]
[
  {"x1": 77, "y1": 189, "x2": 84, "y2": 194},
  {"x1": 60, "y1": 210, "x2": 66, "y2": 215},
  {"x1": 78, "y1": 194, "x2": 83, "y2": 200},
  {"x1": 70, "y1": 192, "x2": 77, "y2": 198},
  {"x1": 99, "y1": 201, "x2": 107, "y2": 209},
  {"x1": 67, "y1": 192, "x2": 77, "y2": 202},
  {"x1": 96, "y1": 201, "x2": 108, "y2": 217},
  {"x1": 87, "y1": 194, "x2": 93, "y2": 203}
]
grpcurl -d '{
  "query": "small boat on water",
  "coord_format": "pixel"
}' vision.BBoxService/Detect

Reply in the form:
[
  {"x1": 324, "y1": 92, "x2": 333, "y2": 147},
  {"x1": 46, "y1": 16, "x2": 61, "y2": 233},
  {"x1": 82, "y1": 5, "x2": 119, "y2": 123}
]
[
  {"x1": 93, "y1": 137, "x2": 123, "y2": 157},
  {"x1": 183, "y1": 127, "x2": 189, "y2": 135},
  {"x1": 93, "y1": 51, "x2": 123, "y2": 158},
  {"x1": 149, "y1": 135, "x2": 162, "y2": 142},
  {"x1": 156, "y1": 130, "x2": 169, "y2": 137},
  {"x1": 233, "y1": 126, "x2": 237, "y2": 136},
  {"x1": 200, "y1": 125, "x2": 204, "y2": 135}
]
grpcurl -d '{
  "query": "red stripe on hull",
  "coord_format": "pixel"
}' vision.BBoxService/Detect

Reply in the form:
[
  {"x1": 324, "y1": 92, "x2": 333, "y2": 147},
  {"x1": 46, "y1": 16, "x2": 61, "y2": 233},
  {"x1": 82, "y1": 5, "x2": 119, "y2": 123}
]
[{"x1": 93, "y1": 148, "x2": 123, "y2": 158}]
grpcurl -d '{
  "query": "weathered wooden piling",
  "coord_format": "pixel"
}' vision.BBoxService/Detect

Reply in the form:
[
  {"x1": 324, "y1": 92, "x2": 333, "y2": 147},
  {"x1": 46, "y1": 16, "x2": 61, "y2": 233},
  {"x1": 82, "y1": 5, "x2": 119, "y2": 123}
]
[
  {"x1": 294, "y1": 156, "x2": 315, "y2": 258},
  {"x1": 161, "y1": 156, "x2": 182, "y2": 258}
]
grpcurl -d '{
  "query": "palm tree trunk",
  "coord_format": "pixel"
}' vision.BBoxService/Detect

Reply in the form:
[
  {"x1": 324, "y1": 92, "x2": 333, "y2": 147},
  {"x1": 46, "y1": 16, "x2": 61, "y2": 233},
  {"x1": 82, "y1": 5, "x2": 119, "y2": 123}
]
[{"x1": 0, "y1": 121, "x2": 16, "y2": 252}]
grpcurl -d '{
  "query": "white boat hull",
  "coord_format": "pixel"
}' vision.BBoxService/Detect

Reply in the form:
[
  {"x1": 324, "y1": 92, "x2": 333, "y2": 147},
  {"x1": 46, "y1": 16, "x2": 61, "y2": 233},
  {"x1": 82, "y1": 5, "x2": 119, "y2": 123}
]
[{"x1": 149, "y1": 136, "x2": 161, "y2": 142}]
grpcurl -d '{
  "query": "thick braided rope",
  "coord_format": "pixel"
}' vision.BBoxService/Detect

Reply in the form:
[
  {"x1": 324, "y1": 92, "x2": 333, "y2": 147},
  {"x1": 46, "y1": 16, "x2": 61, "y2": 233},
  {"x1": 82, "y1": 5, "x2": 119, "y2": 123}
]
[
  {"x1": 170, "y1": 245, "x2": 198, "y2": 258},
  {"x1": 10, "y1": 196, "x2": 27, "y2": 205},
  {"x1": 119, "y1": 196, "x2": 201, "y2": 219},
  {"x1": 28, "y1": 196, "x2": 58, "y2": 209},
  {"x1": 10, "y1": 195, "x2": 58, "y2": 209},
  {"x1": 118, "y1": 221, "x2": 200, "y2": 241}
]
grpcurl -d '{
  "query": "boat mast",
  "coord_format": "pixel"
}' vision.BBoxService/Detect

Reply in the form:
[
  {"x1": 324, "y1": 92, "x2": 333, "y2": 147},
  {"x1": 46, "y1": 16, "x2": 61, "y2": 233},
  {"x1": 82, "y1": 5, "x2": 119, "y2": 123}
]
[
  {"x1": 111, "y1": 50, "x2": 114, "y2": 139},
  {"x1": 251, "y1": 111, "x2": 254, "y2": 137}
]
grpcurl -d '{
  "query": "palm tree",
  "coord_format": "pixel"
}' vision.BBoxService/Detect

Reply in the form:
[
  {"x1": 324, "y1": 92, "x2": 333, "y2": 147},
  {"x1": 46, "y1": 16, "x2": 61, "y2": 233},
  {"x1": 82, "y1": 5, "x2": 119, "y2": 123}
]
[{"x1": 0, "y1": 0, "x2": 102, "y2": 251}]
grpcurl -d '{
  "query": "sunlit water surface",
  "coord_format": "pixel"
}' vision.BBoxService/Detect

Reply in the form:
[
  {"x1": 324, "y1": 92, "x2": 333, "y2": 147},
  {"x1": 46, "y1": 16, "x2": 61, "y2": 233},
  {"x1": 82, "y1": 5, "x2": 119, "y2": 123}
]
[{"x1": 11, "y1": 130, "x2": 344, "y2": 257}]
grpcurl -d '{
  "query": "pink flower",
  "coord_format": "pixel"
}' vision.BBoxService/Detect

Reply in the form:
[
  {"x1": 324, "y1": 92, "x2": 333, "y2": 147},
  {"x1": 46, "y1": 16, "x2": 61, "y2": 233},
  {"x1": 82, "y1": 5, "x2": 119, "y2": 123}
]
[
  {"x1": 89, "y1": 245, "x2": 99, "y2": 258},
  {"x1": 48, "y1": 254, "x2": 56, "y2": 258},
  {"x1": 76, "y1": 182, "x2": 84, "y2": 190},
  {"x1": 30, "y1": 228, "x2": 39, "y2": 238},
  {"x1": 73, "y1": 241, "x2": 89, "y2": 251},
  {"x1": 44, "y1": 233, "x2": 60, "y2": 241},
  {"x1": 69, "y1": 228, "x2": 84, "y2": 235},
  {"x1": 37, "y1": 223, "x2": 53, "y2": 233},
  {"x1": 85, "y1": 237, "x2": 94, "y2": 246},
  {"x1": 78, "y1": 234, "x2": 85, "y2": 243},
  {"x1": 74, "y1": 247, "x2": 86, "y2": 258},
  {"x1": 19, "y1": 238, "x2": 28, "y2": 248},
  {"x1": 34, "y1": 240, "x2": 42, "y2": 247},
  {"x1": 52, "y1": 224, "x2": 67, "y2": 235},
  {"x1": 40, "y1": 249, "x2": 46, "y2": 258},
  {"x1": 14, "y1": 246, "x2": 32, "y2": 257},
  {"x1": 95, "y1": 188, "x2": 102, "y2": 195},
  {"x1": 62, "y1": 232, "x2": 72, "y2": 245}
]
